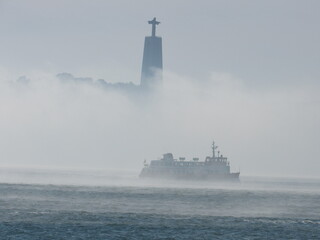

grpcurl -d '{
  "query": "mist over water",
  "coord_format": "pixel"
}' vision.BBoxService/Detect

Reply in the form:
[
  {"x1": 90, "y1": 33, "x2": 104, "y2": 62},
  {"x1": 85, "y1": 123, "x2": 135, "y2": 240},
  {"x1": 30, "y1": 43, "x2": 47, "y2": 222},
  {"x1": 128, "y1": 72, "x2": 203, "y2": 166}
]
[
  {"x1": 0, "y1": 70, "x2": 319, "y2": 238},
  {"x1": 1, "y1": 1, "x2": 320, "y2": 239},
  {"x1": 0, "y1": 168, "x2": 319, "y2": 239},
  {"x1": 0, "y1": 70, "x2": 319, "y2": 177}
]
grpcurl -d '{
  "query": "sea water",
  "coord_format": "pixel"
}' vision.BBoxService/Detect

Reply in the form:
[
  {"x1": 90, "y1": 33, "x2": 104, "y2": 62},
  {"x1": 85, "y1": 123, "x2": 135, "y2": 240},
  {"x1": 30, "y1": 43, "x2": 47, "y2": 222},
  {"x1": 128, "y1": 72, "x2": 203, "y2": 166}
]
[{"x1": 0, "y1": 169, "x2": 319, "y2": 239}]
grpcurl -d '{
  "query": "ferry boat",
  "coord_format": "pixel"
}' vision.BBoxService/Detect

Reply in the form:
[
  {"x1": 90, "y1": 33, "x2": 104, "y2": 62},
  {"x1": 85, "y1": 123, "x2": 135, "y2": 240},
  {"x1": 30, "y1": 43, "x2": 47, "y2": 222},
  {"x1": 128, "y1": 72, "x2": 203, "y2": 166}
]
[{"x1": 140, "y1": 141, "x2": 240, "y2": 181}]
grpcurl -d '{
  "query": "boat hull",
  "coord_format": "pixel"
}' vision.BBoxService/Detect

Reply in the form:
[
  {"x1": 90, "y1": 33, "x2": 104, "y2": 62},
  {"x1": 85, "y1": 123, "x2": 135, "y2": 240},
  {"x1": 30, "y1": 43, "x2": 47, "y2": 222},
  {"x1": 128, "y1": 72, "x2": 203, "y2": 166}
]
[{"x1": 139, "y1": 167, "x2": 240, "y2": 181}]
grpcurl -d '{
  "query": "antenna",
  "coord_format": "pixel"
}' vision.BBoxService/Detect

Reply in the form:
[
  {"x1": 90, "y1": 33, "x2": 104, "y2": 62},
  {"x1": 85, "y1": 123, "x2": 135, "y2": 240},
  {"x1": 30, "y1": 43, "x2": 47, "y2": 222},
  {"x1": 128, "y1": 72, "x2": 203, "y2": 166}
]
[{"x1": 212, "y1": 140, "x2": 218, "y2": 158}]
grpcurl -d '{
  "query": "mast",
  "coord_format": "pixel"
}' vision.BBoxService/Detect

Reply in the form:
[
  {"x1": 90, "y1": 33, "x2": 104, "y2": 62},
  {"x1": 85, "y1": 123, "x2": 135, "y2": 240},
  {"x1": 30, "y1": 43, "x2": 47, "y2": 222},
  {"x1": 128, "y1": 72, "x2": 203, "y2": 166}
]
[{"x1": 212, "y1": 141, "x2": 218, "y2": 159}]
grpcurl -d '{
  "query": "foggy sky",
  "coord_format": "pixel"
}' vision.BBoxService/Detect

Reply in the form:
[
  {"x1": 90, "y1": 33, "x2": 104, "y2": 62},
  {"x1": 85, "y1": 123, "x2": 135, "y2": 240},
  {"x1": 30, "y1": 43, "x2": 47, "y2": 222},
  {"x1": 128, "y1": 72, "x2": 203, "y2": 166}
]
[
  {"x1": 0, "y1": 0, "x2": 319, "y2": 85},
  {"x1": 0, "y1": 0, "x2": 319, "y2": 178}
]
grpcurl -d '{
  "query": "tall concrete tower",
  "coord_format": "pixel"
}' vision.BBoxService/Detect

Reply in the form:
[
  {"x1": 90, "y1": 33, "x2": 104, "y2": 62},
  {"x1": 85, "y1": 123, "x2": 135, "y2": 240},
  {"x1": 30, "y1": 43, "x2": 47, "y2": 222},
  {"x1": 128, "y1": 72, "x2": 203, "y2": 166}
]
[{"x1": 140, "y1": 17, "x2": 163, "y2": 89}]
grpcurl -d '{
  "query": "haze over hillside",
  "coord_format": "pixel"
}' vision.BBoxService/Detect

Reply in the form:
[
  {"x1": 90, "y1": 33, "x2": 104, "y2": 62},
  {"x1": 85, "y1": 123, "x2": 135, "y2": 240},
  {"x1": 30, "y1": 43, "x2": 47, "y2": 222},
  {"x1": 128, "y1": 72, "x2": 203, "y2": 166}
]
[{"x1": 0, "y1": 0, "x2": 319, "y2": 178}]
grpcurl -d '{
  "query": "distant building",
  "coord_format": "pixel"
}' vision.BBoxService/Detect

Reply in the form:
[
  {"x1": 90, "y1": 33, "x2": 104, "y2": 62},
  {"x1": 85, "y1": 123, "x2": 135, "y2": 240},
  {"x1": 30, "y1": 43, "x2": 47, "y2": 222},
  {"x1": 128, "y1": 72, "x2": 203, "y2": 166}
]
[{"x1": 140, "y1": 17, "x2": 163, "y2": 90}]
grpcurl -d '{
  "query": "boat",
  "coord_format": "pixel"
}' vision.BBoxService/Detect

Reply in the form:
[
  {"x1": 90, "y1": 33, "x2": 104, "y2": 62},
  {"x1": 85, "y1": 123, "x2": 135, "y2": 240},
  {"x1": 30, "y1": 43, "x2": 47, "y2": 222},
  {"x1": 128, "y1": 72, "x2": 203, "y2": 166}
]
[{"x1": 139, "y1": 141, "x2": 240, "y2": 181}]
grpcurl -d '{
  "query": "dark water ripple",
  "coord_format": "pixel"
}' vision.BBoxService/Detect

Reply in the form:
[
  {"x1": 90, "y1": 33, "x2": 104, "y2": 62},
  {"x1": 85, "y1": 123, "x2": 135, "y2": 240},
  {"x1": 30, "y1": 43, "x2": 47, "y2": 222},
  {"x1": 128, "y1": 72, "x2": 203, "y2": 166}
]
[
  {"x1": 0, "y1": 180, "x2": 319, "y2": 239},
  {"x1": 1, "y1": 213, "x2": 319, "y2": 240}
]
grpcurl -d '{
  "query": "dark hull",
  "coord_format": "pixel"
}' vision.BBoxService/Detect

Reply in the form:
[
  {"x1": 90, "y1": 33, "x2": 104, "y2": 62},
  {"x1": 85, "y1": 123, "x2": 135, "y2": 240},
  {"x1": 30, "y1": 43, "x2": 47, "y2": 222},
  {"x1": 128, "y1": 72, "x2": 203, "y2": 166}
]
[{"x1": 139, "y1": 168, "x2": 240, "y2": 181}]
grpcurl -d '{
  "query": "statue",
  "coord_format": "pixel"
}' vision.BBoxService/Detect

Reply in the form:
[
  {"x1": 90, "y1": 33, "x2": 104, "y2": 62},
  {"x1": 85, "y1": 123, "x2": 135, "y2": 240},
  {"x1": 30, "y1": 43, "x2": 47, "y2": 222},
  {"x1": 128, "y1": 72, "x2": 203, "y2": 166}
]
[{"x1": 148, "y1": 17, "x2": 160, "y2": 37}]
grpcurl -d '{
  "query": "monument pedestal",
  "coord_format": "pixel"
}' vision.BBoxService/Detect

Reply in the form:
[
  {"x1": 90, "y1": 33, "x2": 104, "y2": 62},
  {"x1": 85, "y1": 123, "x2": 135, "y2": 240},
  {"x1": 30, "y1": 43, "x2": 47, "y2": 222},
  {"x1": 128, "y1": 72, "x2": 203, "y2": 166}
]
[{"x1": 140, "y1": 18, "x2": 163, "y2": 90}]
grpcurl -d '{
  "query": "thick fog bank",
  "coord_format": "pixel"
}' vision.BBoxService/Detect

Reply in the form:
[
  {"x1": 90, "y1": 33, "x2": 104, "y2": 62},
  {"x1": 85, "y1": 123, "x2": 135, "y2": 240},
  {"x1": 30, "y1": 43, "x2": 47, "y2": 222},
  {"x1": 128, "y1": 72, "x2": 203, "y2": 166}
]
[{"x1": 0, "y1": 70, "x2": 319, "y2": 178}]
